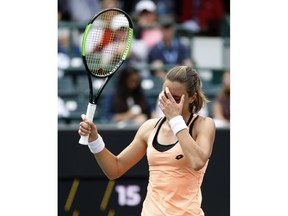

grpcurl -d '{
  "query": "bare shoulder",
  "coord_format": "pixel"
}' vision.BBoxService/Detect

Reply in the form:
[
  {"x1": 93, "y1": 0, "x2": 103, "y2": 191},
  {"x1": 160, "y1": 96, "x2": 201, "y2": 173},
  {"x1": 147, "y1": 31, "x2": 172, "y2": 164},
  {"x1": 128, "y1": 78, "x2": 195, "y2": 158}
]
[
  {"x1": 193, "y1": 115, "x2": 216, "y2": 151},
  {"x1": 195, "y1": 115, "x2": 216, "y2": 132},
  {"x1": 135, "y1": 118, "x2": 162, "y2": 141},
  {"x1": 138, "y1": 118, "x2": 161, "y2": 133}
]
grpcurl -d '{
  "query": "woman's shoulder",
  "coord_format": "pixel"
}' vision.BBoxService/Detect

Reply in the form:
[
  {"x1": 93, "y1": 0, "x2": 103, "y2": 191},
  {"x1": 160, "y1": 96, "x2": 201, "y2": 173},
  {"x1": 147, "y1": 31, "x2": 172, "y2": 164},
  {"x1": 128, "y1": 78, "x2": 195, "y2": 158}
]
[
  {"x1": 135, "y1": 118, "x2": 162, "y2": 141},
  {"x1": 140, "y1": 117, "x2": 162, "y2": 130},
  {"x1": 195, "y1": 115, "x2": 216, "y2": 130}
]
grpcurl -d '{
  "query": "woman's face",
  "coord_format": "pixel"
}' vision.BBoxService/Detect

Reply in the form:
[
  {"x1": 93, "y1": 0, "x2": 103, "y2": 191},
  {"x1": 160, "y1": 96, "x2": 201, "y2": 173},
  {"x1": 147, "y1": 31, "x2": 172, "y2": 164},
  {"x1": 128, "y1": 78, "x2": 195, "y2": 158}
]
[{"x1": 162, "y1": 80, "x2": 194, "y2": 111}]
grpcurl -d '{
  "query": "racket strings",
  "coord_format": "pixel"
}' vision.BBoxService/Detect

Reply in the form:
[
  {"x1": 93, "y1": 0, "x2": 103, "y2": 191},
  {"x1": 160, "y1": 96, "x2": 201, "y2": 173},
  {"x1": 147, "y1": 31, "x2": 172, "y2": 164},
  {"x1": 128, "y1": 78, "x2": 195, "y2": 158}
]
[{"x1": 84, "y1": 10, "x2": 130, "y2": 77}]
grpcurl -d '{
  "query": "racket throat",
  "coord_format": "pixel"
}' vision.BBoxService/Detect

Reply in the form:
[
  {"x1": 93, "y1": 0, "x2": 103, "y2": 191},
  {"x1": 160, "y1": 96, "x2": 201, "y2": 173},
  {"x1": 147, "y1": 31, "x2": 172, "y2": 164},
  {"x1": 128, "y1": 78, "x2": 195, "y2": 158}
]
[{"x1": 93, "y1": 77, "x2": 109, "y2": 104}]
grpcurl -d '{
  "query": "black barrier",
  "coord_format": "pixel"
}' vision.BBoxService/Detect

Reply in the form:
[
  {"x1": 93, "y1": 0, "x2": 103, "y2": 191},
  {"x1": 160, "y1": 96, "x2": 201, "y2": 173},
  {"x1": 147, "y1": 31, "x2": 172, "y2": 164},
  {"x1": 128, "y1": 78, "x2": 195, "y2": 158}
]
[{"x1": 58, "y1": 127, "x2": 230, "y2": 216}]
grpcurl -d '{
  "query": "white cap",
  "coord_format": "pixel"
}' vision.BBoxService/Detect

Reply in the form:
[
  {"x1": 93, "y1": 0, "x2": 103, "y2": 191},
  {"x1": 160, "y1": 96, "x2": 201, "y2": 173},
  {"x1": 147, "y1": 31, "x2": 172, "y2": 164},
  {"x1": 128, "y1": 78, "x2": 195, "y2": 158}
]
[
  {"x1": 111, "y1": 14, "x2": 129, "y2": 30},
  {"x1": 135, "y1": 0, "x2": 156, "y2": 13}
]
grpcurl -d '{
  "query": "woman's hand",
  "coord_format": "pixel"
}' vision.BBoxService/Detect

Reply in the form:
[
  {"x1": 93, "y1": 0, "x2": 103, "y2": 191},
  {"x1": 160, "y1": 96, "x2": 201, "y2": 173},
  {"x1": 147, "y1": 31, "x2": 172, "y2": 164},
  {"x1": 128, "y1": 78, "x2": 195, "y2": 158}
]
[
  {"x1": 78, "y1": 114, "x2": 99, "y2": 143},
  {"x1": 158, "y1": 87, "x2": 185, "y2": 121}
]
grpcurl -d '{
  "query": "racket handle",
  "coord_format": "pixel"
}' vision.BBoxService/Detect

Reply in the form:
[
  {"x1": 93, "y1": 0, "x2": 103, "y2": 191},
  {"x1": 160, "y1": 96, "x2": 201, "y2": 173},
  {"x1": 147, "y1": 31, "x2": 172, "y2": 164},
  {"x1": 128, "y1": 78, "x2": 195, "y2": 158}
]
[{"x1": 79, "y1": 103, "x2": 97, "y2": 145}]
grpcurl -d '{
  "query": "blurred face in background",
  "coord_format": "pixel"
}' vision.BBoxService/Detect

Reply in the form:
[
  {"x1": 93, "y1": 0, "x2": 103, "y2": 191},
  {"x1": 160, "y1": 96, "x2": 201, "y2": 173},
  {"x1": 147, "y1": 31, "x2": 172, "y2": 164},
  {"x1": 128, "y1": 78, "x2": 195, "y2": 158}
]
[
  {"x1": 161, "y1": 25, "x2": 175, "y2": 44},
  {"x1": 222, "y1": 71, "x2": 230, "y2": 95},
  {"x1": 138, "y1": 10, "x2": 157, "y2": 26},
  {"x1": 126, "y1": 72, "x2": 140, "y2": 90},
  {"x1": 101, "y1": 0, "x2": 119, "y2": 9},
  {"x1": 223, "y1": 72, "x2": 230, "y2": 89}
]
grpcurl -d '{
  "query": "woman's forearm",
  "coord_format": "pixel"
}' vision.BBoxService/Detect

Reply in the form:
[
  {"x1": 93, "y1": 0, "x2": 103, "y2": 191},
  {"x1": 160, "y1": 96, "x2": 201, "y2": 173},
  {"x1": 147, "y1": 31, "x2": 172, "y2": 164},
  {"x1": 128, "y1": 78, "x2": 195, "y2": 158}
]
[{"x1": 93, "y1": 148, "x2": 122, "y2": 180}]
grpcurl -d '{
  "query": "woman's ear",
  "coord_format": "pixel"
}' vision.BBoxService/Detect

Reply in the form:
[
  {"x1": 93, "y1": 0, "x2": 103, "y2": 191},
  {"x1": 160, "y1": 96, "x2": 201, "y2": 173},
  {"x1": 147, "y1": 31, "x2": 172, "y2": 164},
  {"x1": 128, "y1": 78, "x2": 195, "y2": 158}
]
[{"x1": 189, "y1": 93, "x2": 197, "y2": 103}]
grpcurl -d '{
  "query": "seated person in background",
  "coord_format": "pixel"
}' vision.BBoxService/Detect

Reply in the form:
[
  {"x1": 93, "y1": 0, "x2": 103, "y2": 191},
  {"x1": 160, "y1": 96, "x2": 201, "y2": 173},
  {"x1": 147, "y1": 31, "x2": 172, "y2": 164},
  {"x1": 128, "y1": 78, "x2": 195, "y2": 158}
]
[
  {"x1": 100, "y1": 13, "x2": 131, "y2": 66},
  {"x1": 133, "y1": 0, "x2": 162, "y2": 49},
  {"x1": 148, "y1": 16, "x2": 193, "y2": 79},
  {"x1": 130, "y1": 0, "x2": 163, "y2": 77},
  {"x1": 103, "y1": 66, "x2": 153, "y2": 125},
  {"x1": 212, "y1": 70, "x2": 230, "y2": 127},
  {"x1": 177, "y1": 0, "x2": 225, "y2": 36},
  {"x1": 58, "y1": 96, "x2": 70, "y2": 118}
]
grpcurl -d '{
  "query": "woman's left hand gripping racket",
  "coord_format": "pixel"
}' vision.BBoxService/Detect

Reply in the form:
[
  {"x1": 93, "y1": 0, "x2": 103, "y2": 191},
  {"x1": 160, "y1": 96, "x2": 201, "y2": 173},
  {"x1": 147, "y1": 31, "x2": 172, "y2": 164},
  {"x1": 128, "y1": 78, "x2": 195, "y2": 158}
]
[{"x1": 79, "y1": 8, "x2": 133, "y2": 145}]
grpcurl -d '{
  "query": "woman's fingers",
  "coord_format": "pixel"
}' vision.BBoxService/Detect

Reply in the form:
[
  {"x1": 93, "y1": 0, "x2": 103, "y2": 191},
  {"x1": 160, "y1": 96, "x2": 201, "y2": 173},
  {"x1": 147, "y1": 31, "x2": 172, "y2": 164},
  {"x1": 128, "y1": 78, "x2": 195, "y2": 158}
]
[
  {"x1": 158, "y1": 87, "x2": 184, "y2": 119},
  {"x1": 79, "y1": 114, "x2": 92, "y2": 136},
  {"x1": 164, "y1": 87, "x2": 175, "y2": 101}
]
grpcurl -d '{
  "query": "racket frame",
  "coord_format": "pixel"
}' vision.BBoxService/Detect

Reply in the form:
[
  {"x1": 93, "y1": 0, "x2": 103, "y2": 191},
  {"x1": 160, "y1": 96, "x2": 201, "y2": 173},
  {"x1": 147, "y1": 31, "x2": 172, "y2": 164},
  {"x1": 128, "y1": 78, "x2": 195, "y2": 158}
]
[{"x1": 79, "y1": 8, "x2": 133, "y2": 145}]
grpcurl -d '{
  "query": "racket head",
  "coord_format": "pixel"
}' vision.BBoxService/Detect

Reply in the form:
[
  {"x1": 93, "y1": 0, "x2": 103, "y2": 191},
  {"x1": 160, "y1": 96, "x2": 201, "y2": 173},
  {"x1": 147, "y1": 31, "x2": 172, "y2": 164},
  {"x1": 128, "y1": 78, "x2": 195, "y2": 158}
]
[{"x1": 81, "y1": 8, "x2": 133, "y2": 78}]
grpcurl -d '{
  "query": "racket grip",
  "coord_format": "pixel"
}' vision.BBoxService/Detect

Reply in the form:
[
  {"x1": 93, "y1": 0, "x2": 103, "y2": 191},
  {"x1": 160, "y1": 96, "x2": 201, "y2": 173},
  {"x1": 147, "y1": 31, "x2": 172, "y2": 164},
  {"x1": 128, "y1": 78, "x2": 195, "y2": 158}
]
[{"x1": 79, "y1": 103, "x2": 97, "y2": 145}]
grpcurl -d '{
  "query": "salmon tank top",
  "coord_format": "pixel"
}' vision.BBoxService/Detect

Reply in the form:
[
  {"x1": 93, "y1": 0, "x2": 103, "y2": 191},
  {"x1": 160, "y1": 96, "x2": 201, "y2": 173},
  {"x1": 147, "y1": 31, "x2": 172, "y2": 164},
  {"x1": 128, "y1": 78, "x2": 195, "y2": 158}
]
[{"x1": 141, "y1": 114, "x2": 209, "y2": 216}]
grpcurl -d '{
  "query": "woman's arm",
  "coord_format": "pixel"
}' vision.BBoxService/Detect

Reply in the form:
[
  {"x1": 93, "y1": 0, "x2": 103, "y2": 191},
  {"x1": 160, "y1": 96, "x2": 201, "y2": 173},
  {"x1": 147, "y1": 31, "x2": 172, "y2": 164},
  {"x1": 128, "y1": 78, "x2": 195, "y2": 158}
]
[
  {"x1": 158, "y1": 87, "x2": 215, "y2": 171},
  {"x1": 176, "y1": 117, "x2": 215, "y2": 171},
  {"x1": 79, "y1": 115, "x2": 156, "y2": 179}
]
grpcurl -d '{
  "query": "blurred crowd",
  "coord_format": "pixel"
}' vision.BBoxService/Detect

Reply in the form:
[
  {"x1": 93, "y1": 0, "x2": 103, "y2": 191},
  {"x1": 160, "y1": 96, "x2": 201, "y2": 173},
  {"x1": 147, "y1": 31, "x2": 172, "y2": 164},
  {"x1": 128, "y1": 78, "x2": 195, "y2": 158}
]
[
  {"x1": 58, "y1": 0, "x2": 229, "y2": 35},
  {"x1": 58, "y1": 0, "x2": 230, "y2": 127}
]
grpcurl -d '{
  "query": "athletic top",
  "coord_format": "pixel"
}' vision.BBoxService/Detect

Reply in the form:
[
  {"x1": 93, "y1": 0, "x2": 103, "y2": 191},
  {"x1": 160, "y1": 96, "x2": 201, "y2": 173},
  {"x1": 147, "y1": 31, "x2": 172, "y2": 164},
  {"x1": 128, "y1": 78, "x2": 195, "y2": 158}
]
[{"x1": 141, "y1": 114, "x2": 209, "y2": 216}]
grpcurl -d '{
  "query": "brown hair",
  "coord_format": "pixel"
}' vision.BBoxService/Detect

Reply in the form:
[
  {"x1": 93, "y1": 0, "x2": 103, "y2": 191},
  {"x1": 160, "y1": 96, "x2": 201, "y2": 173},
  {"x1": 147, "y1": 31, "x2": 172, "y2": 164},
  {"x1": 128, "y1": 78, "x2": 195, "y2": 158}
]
[{"x1": 165, "y1": 66, "x2": 208, "y2": 113}]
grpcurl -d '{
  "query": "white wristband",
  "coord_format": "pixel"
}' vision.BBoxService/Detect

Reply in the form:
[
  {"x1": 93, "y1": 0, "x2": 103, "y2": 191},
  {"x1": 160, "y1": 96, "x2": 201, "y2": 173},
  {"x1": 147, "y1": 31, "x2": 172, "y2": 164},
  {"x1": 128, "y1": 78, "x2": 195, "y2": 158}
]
[
  {"x1": 169, "y1": 115, "x2": 187, "y2": 135},
  {"x1": 88, "y1": 134, "x2": 105, "y2": 154}
]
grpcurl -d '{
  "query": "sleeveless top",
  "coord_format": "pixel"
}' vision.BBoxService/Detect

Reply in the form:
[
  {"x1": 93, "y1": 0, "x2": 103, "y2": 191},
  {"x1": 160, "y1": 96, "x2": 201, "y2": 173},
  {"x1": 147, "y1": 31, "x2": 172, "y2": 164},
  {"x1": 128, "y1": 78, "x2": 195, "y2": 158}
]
[{"x1": 141, "y1": 114, "x2": 209, "y2": 216}]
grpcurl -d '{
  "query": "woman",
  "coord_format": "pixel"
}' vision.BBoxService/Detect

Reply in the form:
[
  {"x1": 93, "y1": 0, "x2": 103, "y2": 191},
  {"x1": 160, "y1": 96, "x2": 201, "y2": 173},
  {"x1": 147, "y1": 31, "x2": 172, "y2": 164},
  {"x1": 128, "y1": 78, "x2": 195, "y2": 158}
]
[
  {"x1": 103, "y1": 66, "x2": 152, "y2": 125},
  {"x1": 78, "y1": 66, "x2": 216, "y2": 215},
  {"x1": 212, "y1": 70, "x2": 230, "y2": 127}
]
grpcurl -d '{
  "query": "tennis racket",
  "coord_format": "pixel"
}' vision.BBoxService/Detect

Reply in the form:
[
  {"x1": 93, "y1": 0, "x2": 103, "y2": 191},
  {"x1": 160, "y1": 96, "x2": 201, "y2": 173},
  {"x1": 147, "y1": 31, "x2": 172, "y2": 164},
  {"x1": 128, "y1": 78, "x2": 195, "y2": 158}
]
[{"x1": 79, "y1": 8, "x2": 133, "y2": 145}]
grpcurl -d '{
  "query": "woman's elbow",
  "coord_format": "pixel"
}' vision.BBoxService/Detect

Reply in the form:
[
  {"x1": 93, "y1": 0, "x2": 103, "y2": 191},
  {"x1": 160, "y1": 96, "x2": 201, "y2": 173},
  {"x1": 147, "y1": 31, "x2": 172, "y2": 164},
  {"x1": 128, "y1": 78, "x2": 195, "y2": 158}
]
[
  {"x1": 191, "y1": 159, "x2": 207, "y2": 171},
  {"x1": 107, "y1": 175, "x2": 118, "y2": 180},
  {"x1": 105, "y1": 170, "x2": 123, "y2": 180},
  {"x1": 192, "y1": 164, "x2": 204, "y2": 171}
]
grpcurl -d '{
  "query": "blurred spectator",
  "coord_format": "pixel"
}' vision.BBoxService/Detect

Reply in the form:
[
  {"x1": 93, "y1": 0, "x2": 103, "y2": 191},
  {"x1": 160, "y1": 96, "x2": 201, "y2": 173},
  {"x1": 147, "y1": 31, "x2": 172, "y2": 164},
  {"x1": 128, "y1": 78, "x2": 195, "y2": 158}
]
[
  {"x1": 101, "y1": 0, "x2": 121, "y2": 9},
  {"x1": 178, "y1": 0, "x2": 225, "y2": 36},
  {"x1": 100, "y1": 13, "x2": 131, "y2": 66},
  {"x1": 58, "y1": 0, "x2": 70, "y2": 54},
  {"x1": 60, "y1": 0, "x2": 122, "y2": 62},
  {"x1": 148, "y1": 16, "x2": 193, "y2": 79},
  {"x1": 128, "y1": 36, "x2": 151, "y2": 77},
  {"x1": 133, "y1": 0, "x2": 162, "y2": 48},
  {"x1": 76, "y1": 0, "x2": 124, "y2": 58},
  {"x1": 155, "y1": 0, "x2": 176, "y2": 18},
  {"x1": 129, "y1": 0, "x2": 163, "y2": 77},
  {"x1": 66, "y1": 0, "x2": 101, "y2": 23},
  {"x1": 58, "y1": 6, "x2": 71, "y2": 77},
  {"x1": 103, "y1": 66, "x2": 153, "y2": 126},
  {"x1": 58, "y1": 0, "x2": 72, "y2": 21},
  {"x1": 58, "y1": 0, "x2": 82, "y2": 66},
  {"x1": 212, "y1": 70, "x2": 230, "y2": 127},
  {"x1": 58, "y1": 0, "x2": 123, "y2": 23},
  {"x1": 58, "y1": 96, "x2": 70, "y2": 118}
]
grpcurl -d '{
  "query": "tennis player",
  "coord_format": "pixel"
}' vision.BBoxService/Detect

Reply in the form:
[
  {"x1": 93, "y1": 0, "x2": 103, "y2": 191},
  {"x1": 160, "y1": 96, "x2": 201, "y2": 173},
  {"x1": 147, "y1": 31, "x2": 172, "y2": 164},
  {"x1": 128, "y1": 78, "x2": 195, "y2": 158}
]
[{"x1": 78, "y1": 65, "x2": 216, "y2": 215}]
